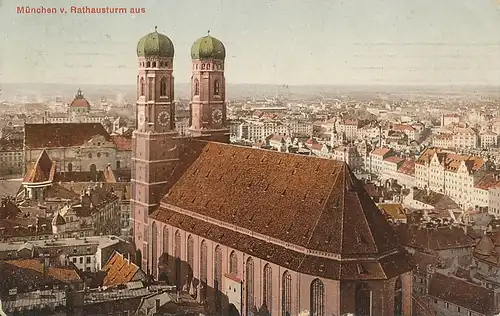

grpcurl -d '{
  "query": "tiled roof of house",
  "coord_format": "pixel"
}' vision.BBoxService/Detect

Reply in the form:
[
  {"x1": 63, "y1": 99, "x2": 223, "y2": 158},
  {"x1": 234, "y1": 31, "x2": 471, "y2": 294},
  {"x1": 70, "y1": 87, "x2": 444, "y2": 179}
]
[
  {"x1": 24, "y1": 123, "x2": 110, "y2": 148},
  {"x1": 383, "y1": 156, "x2": 405, "y2": 164},
  {"x1": 152, "y1": 141, "x2": 412, "y2": 280},
  {"x1": 474, "y1": 173, "x2": 500, "y2": 190},
  {"x1": 393, "y1": 223, "x2": 474, "y2": 250},
  {"x1": 413, "y1": 189, "x2": 460, "y2": 209},
  {"x1": 370, "y1": 147, "x2": 391, "y2": 157},
  {"x1": 428, "y1": 272, "x2": 499, "y2": 315},
  {"x1": 415, "y1": 147, "x2": 442, "y2": 165},
  {"x1": 110, "y1": 134, "x2": 132, "y2": 151},
  {"x1": 377, "y1": 204, "x2": 407, "y2": 221},
  {"x1": 22, "y1": 150, "x2": 56, "y2": 184},
  {"x1": 397, "y1": 159, "x2": 415, "y2": 176},
  {"x1": 0, "y1": 259, "x2": 82, "y2": 294},
  {"x1": 102, "y1": 252, "x2": 141, "y2": 287}
]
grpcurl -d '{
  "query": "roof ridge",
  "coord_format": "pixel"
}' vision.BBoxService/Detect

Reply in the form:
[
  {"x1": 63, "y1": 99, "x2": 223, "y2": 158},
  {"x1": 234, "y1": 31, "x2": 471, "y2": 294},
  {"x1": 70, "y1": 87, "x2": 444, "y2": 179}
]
[{"x1": 304, "y1": 162, "x2": 341, "y2": 250}]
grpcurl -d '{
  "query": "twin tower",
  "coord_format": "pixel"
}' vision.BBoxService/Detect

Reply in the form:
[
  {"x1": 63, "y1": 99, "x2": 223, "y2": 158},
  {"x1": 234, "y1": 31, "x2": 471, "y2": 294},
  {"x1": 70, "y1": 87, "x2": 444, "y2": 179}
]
[
  {"x1": 135, "y1": 27, "x2": 228, "y2": 138},
  {"x1": 132, "y1": 28, "x2": 229, "y2": 264}
]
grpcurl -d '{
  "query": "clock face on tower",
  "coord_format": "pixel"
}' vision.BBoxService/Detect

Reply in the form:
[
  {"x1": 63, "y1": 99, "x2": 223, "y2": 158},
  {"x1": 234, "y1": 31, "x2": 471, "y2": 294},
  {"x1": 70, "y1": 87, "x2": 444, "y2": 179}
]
[
  {"x1": 212, "y1": 108, "x2": 223, "y2": 124},
  {"x1": 157, "y1": 110, "x2": 170, "y2": 127}
]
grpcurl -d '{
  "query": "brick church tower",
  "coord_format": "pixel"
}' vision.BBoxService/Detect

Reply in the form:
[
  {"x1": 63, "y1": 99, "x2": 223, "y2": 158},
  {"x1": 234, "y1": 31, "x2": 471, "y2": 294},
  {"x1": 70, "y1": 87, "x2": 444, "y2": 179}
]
[
  {"x1": 131, "y1": 27, "x2": 181, "y2": 268},
  {"x1": 189, "y1": 32, "x2": 230, "y2": 143}
]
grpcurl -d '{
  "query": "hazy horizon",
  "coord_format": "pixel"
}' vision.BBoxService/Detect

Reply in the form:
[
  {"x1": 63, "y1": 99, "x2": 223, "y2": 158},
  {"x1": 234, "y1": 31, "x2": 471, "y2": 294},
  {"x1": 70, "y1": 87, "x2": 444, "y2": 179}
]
[{"x1": 1, "y1": 0, "x2": 500, "y2": 86}]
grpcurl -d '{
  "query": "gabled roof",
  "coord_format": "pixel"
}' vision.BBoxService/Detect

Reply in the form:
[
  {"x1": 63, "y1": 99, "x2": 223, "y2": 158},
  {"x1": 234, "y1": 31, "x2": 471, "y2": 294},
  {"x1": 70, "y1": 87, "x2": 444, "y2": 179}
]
[
  {"x1": 102, "y1": 252, "x2": 141, "y2": 287},
  {"x1": 393, "y1": 223, "x2": 474, "y2": 250},
  {"x1": 23, "y1": 150, "x2": 56, "y2": 184},
  {"x1": 24, "y1": 123, "x2": 110, "y2": 148},
  {"x1": 152, "y1": 142, "x2": 411, "y2": 280}
]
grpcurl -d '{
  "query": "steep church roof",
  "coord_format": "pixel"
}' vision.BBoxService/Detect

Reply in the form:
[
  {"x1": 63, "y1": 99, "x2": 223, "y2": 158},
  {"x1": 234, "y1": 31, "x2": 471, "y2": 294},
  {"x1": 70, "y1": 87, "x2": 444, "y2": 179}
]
[
  {"x1": 152, "y1": 141, "x2": 411, "y2": 280},
  {"x1": 23, "y1": 150, "x2": 56, "y2": 184}
]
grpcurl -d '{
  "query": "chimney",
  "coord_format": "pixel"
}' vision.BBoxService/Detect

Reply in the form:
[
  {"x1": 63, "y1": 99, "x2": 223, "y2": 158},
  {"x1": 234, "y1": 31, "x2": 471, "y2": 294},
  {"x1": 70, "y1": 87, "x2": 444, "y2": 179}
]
[{"x1": 155, "y1": 298, "x2": 161, "y2": 311}]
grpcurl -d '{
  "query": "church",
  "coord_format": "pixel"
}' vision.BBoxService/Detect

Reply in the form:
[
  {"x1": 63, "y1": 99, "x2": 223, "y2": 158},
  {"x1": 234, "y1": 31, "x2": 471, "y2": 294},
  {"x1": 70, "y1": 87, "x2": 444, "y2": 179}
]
[{"x1": 131, "y1": 28, "x2": 412, "y2": 316}]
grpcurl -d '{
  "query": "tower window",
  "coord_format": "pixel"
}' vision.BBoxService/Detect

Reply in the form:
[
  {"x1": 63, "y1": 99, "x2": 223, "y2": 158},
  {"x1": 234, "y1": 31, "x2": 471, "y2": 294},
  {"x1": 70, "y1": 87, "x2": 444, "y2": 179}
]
[
  {"x1": 160, "y1": 77, "x2": 167, "y2": 96},
  {"x1": 148, "y1": 78, "x2": 153, "y2": 101},
  {"x1": 152, "y1": 61, "x2": 156, "y2": 68},
  {"x1": 146, "y1": 61, "x2": 151, "y2": 68},
  {"x1": 140, "y1": 77, "x2": 145, "y2": 96},
  {"x1": 207, "y1": 64, "x2": 211, "y2": 70},
  {"x1": 201, "y1": 64, "x2": 205, "y2": 70},
  {"x1": 194, "y1": 79, "x2": 200, "y2": 96},
  {"x1": 214, "y1": 80, "x2": 220, "y2": 95}
]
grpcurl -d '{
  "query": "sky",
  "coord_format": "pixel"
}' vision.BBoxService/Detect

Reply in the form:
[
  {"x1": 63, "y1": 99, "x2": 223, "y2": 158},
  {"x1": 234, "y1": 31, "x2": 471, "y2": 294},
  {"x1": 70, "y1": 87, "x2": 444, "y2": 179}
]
[{"x1": 0, "y1": 0, "x2": 499, "y2": 86}]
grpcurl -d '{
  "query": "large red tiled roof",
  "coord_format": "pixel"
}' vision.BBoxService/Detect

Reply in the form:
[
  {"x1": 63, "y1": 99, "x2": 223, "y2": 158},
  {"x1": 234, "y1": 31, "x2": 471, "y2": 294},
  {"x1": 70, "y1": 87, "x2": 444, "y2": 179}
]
[
  {"x1": 23, "y1": 150, "x2": 56, "y2": 183},
  {"x1": 152, "y1": 142, "x2": 411, "y2": 279},
  {"x1": 428, "y1": 272, "x2": 499, "y2": 315},
  {"x1": 24, "y1": 123, "x2": 110, "y2": 148}
]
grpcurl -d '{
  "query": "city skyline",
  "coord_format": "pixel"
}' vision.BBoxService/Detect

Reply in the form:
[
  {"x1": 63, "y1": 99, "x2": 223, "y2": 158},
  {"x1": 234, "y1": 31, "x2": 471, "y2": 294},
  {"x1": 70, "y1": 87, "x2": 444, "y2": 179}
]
[{"x1": 0, "y1": 0, "x2": 500, "y2": 86}]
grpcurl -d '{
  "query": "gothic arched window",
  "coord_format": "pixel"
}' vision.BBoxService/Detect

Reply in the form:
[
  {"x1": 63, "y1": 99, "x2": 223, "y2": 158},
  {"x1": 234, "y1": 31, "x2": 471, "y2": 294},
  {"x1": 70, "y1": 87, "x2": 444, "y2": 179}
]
[
  {"x1": 200, "y1": 240, "x2": 208, "y2": 300},
  {"x1": 151, "y1": 222, "x2": 158, "y2": 278},
  {"x1": 140, "y1": 77, "x2": 145, "y2": 96},
  {"x1": 152, "y1": 61, "x2": 156, "y2": 68},
  {"x1": 194, "y1": 79, "x2": 199, "y2": 96},
  {"x1": 201, "y1": 63, "x2": 205, "y2": 70},
  {"x1": 148, "y1": 78, "x2": 153, "y2": 101},
  {"x1": 214, "y1": 245, "x2": 223, "y2": 312},
  {"x1": 229, "y1": 251, "x2": 237, "y2": 274},
  {"x1": 282, "y1": 271, "x2": 292, "y2": 316},
  {"x1": 67, "y1": 163, "x2": 73, "y2": 172},
  {"x1": 146, "y1": 61, "x2": 151, "y2": 68},
  {"x1": 394, "y1": 277, "x2": 403, "y2": 316},
  {"x1": 246, "y1": 258, "x2": 255, "y2": 316},
  {"x1": 214, "y1": 80, "x2": 220, "y2": 95},
  {"x1": 310, "y1": 278, "x2": 325, "y2": 316},
  {"x1": 162, "y1": 226, "x2": 168, "y2": 264},
  {"x1": 187, "y1": 235, "x2": 194, "y2": 271},
  {"x1": 174, "y1": 230, "x2": 181, "y2": 287},
  {"x1": 263, "y1": 264, "x2": 272, "y2": 312},
  {"x1": 355, "y1": 283, "x2": 372, "y2": 316},
  {"x1": 160, "y1": 77, "x2": 167, "y2": 96}
]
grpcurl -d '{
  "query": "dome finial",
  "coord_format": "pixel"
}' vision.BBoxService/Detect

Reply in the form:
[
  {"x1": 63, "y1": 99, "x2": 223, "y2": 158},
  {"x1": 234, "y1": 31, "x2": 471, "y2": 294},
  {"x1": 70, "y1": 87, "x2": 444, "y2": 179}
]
[
  {"x1": 155, "y1": 26, "x2": 158, "y2": 32},
  {"x1": 207, "y1": 30, "x2": 210, "y2": 36}
]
